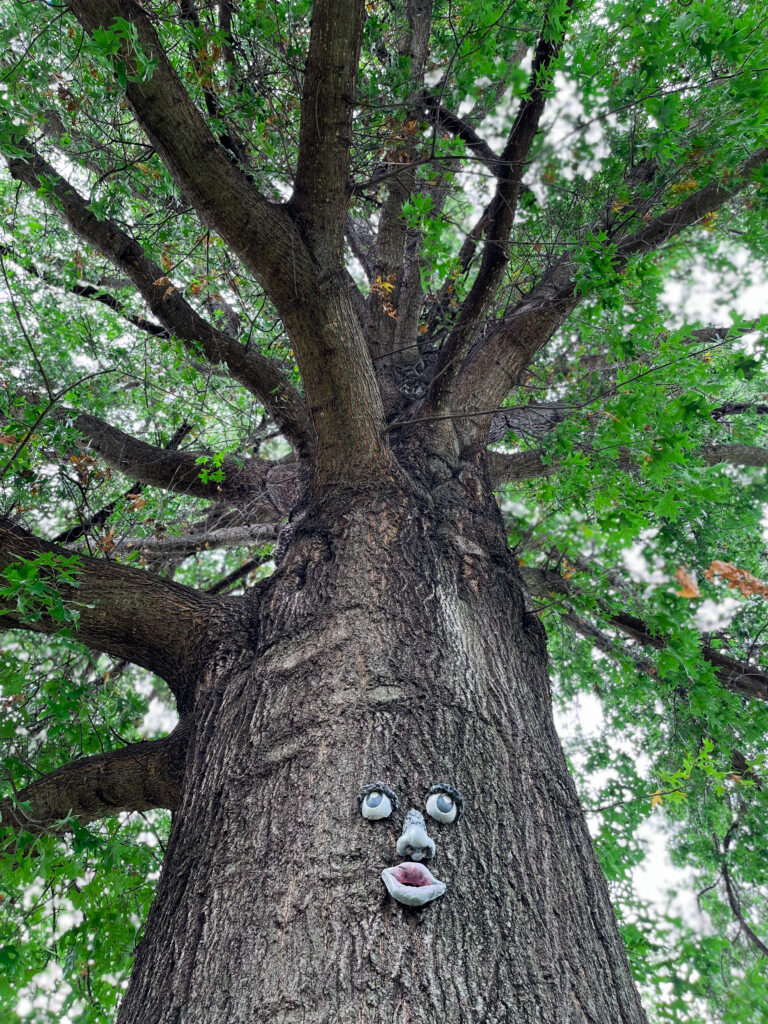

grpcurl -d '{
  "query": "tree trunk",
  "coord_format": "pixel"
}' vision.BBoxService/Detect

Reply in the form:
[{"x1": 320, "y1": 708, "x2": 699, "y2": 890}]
[{"x1": 116, "y1": 469, "x2": 648, "y2": 1024}]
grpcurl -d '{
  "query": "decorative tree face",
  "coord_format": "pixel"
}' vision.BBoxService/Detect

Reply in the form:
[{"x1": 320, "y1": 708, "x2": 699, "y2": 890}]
[{"x1": 358, "y1": 783, "x2": 464, "y2": 907}]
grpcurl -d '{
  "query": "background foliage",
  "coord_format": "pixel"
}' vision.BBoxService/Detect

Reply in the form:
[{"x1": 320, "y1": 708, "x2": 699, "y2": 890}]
[{"x1": 0, "y1": 0, "x2": 767, "y2": 1019}]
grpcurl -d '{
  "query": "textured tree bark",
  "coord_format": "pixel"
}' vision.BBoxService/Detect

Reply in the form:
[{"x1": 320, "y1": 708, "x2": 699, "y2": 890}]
[
  {"x1": 0, "y1": 726, "x2": 187, "y2": 832},
  {"x1": 115, "y1": 468, "x2": 648, "y2": 1024}
]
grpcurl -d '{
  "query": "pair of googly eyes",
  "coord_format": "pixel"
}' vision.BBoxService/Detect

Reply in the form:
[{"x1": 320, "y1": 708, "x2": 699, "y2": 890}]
[{"x1": 358, "y1": 783, "x2": 463, "y2": 824}]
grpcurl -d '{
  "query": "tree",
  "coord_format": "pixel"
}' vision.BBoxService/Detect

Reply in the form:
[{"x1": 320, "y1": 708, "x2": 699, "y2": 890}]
[{"x1": 1, "y1": 0, "x2": 767, "y2": 1020}]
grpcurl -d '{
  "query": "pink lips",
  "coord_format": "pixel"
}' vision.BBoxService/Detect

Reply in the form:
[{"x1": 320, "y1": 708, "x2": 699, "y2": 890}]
[
  {"x1": 381, "y1": 862, "x2": 447, "y2": 907},
  {"x1": 389, "y1": 863, "x2": 434, "y2": 887}
]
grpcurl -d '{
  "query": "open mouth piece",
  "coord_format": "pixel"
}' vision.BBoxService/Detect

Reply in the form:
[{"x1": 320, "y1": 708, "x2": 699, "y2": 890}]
[{"x1": 381, "y1": 863, "x2": 447, "y2": 907}]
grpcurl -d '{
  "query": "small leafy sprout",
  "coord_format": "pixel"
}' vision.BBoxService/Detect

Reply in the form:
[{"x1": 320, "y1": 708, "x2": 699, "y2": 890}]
[
  {"x1": 358, "y1": 782, "x2": 398, "y2": 821},
  {"x1": 425, "y1": 784, "x2": 463, "y2": 823}
]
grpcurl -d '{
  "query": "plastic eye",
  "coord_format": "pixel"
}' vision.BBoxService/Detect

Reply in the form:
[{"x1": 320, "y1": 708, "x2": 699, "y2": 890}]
[
  {"x1": 426, "y1": 791, "x2": 457, "y2": 823},
  {"x1": 362, "y1": 790, "x2": 392, "y2": 820},
  {"x1": 425, "y1": 784, "x2": 463, "y2": 823},
  {"x1": 358, "y1": 782, "x2": 397, "y2": 820}
]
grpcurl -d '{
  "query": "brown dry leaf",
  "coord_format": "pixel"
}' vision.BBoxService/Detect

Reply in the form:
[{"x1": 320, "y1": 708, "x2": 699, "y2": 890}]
[
  {"x1": 670, "y1": 178, "x2": 698, "y2": 195},
  {"x1": 675, "y1": 567, "x2": 700, "y2": 598},
  {"x1": 0, "y1": 434, "x2": 17, "y2": 446},
  {"x1": 152, "y1": 275, "x2": 170, "y2": 287},
  {"x1": 98, "y1": 528, "x2": 115, "y2": 554},
  {"x1": 704, "y1": 560, "x2": 768, "y2": 599},
  {"x1": 127, "y1": 493, "x2": 147, "y2": 511}
]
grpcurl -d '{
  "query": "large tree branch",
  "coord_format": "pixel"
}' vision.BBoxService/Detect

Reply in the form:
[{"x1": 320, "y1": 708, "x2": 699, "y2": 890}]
[
  {"x1": 0, "y1": 726, "x2": 187, "y2": 835},
  {"x1": 421, "y1": 93, "x2": 501, "y2": 174},
  {"x1": 610, "y1": 608, "x2": 768, "y2": 703},
  {"x1": 615, "y1": 147, "x2": 768, "y2": 260},
  {"x1": 451, "y1": 146, "x2": 768, "y2": 431},
  {"x1": 61, "y1": 1, "x2": 389, "y2": 482},
  {"x1": 713, "y1": 402, "x2": 768, "y2": 418},
  {"x1": 559, "y1": 608, "x2": 658, "y2": 678},
  {"x1": 522, "y1": 567, "x2": 768, "y2": 702},
  {"x1": 53, "y1": 421, "x2": 193, "y2": 545},
  {"x1": 486, "y1": 318, "x2": 767, "y2": 446},
  {"x1": 489, "y1": 402, "x2": 571, "y2": 443},
  {"x1": 8, "y1": 388, "x2": 273, "y2": 505},
  {"x1": 489, "y1": 442, "x2": 768, "y2": 487},
  {"x1": 293, "y1": 0, "x2": 366, "y2": 250},
  {"x1": 0, "y1": 518, "x2": 222, "y2": 709},
  {"x1": 70, "y1": 412, "x2": 277, "y2": 503},
  {"x1": 423, "y1": 4, "x2": 571, "y2": 412},
  {"x1": 3, "y1": 140, "x2": 311, "y2": 451},
  {"x1": 367, "y1": 2, "x2": 436, "y2": 368},
  {"x1": 700, "y1": 444, "x2": 768, "y2": 468},
  {"x1": 115, "y1": 522, "x2": 281, "y2": 559},
  {"x1": 488, "y1": 449, "x2": 557, "y2": 484},
  {"x1": 64, "y1": 0, "x2": 308, "y2": 300}
]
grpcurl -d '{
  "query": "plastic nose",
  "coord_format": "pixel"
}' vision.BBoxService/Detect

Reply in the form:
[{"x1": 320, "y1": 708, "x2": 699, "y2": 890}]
[{"x1": 396, "y1": 809, "x2": 436, "y2": 862}]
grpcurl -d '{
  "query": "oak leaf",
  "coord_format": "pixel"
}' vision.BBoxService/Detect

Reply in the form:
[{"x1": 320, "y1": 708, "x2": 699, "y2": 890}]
[
  {"x1": 98, "y1": 529, "x2": 115, "y2": 554},
  {"x1": 704, "y1": 560, "x2": 768, "y2": 599},
  {"x1": 675, "y1": 567, "x2": 700, "y2": 598}
]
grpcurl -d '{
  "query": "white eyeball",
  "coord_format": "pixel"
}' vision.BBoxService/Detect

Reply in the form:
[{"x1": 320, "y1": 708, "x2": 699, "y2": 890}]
[
  {"x1": 426, "y1": 789, "x2": 459, "y2": 823},
  {"x1": 361, "y1": 789, "x2": 393, "y2": 820}
]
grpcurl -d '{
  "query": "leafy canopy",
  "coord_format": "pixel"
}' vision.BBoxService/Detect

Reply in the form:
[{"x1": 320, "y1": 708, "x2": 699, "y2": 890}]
[{"x1": 0, "y1": 0, "x2": 767, "y2": 1020}]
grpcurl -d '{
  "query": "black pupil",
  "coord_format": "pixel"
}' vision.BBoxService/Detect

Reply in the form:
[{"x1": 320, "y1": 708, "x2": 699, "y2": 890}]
[
  {"x1": 366, "y1": 791, "x2": 383, "y2": 807},
  {"x1": 437, "y1": 794, "x2": 453, "y2": 814}
]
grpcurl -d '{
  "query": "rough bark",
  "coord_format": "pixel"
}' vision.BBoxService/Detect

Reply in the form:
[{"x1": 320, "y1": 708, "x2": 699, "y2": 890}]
[
  {"x1": 294, "y1": 0, "x2": 366, "y2": 248},
  {"x1": 6, "y1": 7, "x2": 762, "y2": 1022},
  {"x1": 0, "y1": 518, "x2": 224, "y2": 711},
  {"x1": 7, "y1": 389, "x2": 270, "y2": 505},
  {"x1": 115, "y1": 475, "x2": 648, "y2": 1024},
  {"x1": 0, "y1": 725, "x2": 187, "y2": 834},
  {"x1": 488, "y1": 443, "x2": 768, "y2": 486}
]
